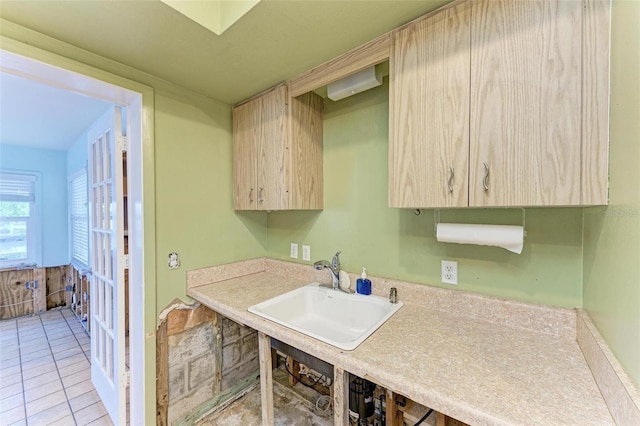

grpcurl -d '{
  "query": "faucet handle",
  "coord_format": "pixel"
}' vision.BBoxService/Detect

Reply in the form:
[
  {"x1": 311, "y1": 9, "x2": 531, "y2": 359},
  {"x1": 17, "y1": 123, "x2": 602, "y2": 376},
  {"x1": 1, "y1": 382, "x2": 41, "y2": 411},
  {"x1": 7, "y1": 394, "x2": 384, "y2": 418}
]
[
  {"x1": 390, "y1": 287, "x2": 398, "y2": 304},
  {"x1": 332, "y1": 250, "x2": 341, "y2": 269}
]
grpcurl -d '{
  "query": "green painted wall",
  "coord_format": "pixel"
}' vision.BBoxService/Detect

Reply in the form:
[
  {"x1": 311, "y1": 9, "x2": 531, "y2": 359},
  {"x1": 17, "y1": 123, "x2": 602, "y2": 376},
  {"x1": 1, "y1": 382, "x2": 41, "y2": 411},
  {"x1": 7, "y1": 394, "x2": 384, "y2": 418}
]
[
  {"x1": 154, "y1": 90, "x2": 267, "y2": 311},
  {"x1": 0, "y1": 19, "x2": 269, "y2": 315},
  {"x1": 583, "y1": 0, "x2": 640, "y2": 388},
  {"x1": 267, "y1": 79, "x2": 584, "y2": 308},
  {"x1": 0, "y1": 23, "x2": 268, "y2": 421}
]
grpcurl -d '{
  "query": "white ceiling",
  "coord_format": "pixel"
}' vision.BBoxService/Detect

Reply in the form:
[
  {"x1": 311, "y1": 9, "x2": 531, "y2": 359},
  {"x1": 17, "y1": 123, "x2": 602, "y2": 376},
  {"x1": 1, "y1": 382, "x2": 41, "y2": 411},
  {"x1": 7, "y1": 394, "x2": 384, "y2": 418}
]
[{"x1": 0, "y1": 72, "x2": 112, "y2": 151}]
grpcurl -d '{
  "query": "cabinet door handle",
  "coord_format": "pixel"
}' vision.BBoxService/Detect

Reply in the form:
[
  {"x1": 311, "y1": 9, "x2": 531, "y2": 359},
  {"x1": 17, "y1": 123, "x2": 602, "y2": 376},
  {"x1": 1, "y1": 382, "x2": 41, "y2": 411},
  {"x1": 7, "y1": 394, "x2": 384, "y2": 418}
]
[
  {"x1": 249, "y1": 188, "x2": 254, "y2": 203},
  {"x1": 483, "y1": 162, "x2": 490, "y2": 191},
  {"x1": 258, "y1": 187, "x2": 264, "y2": 204},
  {"x1": 447, "y1": 166, "x2": 454, "y2": 193}
]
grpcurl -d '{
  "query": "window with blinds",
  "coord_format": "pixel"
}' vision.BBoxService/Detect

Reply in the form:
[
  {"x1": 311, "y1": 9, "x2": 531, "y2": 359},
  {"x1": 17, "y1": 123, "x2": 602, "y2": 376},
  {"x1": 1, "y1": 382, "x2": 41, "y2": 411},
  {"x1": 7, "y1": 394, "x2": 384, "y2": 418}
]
[
  {"x1": 0, "y1": 172, "x2": 37, "y2": 267},
  {"x1": 69, "y1": 170, "x2": 89, "y2": 268}
]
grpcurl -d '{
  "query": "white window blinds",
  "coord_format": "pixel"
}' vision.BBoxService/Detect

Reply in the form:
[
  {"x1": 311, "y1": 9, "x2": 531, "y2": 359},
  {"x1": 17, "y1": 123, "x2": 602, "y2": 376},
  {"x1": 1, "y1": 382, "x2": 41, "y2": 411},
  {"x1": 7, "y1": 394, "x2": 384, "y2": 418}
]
[
  {"x1": 0, "y1": 172, "x2": 37, "y2": 267},
  {"x1": 0, "y1": 173, "x2": 36, "y2": 202},
  {"x1": 69, "y1": 170, "x2": 89, "y2": 268}
]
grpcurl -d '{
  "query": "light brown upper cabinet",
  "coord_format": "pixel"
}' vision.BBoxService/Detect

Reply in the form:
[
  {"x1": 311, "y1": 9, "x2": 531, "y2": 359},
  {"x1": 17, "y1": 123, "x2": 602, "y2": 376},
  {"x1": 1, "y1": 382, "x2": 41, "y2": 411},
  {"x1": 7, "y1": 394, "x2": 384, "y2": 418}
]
[
  {"x1": 389, "y1": 1, "x2": 471, "y2": 209},
  {"x1": 233, "y1": 83, "x2": 324, "y2": 211},
  {"x1": 389, "y1": 0, "x2": 610, "y2": 208}
]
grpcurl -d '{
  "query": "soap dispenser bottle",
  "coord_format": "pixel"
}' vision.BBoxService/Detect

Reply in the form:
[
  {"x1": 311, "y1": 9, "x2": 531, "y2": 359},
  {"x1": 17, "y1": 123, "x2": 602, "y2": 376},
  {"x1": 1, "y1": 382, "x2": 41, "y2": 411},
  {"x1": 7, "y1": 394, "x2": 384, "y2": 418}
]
[{"x1": 356, "y1": 267, "x2": 372, "y2": 295}]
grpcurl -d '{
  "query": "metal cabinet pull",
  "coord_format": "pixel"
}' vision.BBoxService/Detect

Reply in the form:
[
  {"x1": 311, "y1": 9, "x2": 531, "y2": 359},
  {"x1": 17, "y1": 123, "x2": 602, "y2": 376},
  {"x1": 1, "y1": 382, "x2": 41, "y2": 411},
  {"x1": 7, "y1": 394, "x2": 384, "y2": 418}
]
[
  {"x1": 483, "y1": 162, "x2": 490, "y2": 191},
  {"x1": 447, "y1": 166, "x2": 454, "y2": 193},
  {"x1": 258, "y1": 187, "x2": 264, "y2": 204},
  {"x1": 249, "y1": 188, "x2": 254, "y2": 203}
]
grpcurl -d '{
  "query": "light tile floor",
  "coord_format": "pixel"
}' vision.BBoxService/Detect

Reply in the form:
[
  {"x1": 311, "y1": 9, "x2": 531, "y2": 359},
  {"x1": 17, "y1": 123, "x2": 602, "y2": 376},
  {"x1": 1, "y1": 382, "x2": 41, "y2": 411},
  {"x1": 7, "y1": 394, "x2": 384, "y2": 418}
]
[{"x1": 0, "y1": 309, "x2": 113, "y2": 426}]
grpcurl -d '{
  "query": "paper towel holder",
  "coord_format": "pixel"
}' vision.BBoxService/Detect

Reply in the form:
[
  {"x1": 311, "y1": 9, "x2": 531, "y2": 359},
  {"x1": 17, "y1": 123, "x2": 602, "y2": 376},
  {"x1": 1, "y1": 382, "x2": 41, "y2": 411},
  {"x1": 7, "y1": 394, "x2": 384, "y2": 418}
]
[{"x1": 433, "y1": 208, "x2": 528, "y2": 238}]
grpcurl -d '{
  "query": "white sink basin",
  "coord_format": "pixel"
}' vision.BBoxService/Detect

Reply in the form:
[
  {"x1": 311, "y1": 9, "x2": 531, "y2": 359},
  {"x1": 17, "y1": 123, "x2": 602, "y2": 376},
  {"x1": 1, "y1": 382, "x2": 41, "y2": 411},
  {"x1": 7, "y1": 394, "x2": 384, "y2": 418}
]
[{"x1": 248, "y1": 283, "x2": 403, "y2": 350}]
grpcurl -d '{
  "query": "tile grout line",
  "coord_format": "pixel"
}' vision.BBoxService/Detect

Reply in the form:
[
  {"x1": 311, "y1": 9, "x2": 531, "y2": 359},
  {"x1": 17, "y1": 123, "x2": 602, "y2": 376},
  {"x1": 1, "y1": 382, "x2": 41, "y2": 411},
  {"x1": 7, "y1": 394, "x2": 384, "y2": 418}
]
[
  {"x1": 16, "y1": 317, "x2": 27, "y2": 425},
  {"x1": 38, "y1": 310, "x2": 79, "y2": 425},
  {"x1": 61, "y1": 308, "x2": 102, "y2": 424},
  {"x1": 62, "y1": 309, "x2": 92, "y2": 363}
]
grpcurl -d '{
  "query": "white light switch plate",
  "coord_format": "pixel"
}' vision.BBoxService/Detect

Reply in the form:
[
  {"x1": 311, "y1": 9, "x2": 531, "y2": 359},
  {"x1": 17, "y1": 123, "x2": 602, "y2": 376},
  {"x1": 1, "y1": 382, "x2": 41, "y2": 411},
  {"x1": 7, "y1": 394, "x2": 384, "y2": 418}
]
[
  {"x1": 302, "y1": 245, "x2": 311, "y2": 261},
  {"x1": 290, "y1": 243, "x2": 298, "y2": 259}
]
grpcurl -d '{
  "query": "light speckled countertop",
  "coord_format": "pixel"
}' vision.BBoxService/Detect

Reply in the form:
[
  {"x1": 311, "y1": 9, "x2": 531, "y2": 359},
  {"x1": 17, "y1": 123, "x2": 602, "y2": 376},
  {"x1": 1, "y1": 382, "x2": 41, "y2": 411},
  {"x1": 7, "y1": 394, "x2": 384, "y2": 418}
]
[{"x1": 188, "y1": 271, "x2": 613, "y2": 425}]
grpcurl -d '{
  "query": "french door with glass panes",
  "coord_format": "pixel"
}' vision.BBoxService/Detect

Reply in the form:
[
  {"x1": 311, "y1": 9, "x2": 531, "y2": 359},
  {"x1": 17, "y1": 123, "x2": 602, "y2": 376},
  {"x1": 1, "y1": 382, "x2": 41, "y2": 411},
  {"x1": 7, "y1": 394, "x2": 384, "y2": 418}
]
[{"x1": 88, "y1": 106, "x2": 127, "y2": 424}]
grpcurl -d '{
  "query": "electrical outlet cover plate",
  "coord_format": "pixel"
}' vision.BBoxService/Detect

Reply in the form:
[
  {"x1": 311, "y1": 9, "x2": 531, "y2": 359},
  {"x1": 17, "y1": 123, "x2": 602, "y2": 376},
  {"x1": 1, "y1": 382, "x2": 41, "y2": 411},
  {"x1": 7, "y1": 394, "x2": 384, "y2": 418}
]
[
  {"x1": 441, "y1": 260, "x2": 458, "y2": 285},
  {"x1": 302, "y1": 245, "x2": 311, "y2": 261},
  {"x1": 290, "y1": 243, "x2": 299, "y2": 259},
  {"x1": 168, "y1": 252, "x2": 180, "y2": 269}
]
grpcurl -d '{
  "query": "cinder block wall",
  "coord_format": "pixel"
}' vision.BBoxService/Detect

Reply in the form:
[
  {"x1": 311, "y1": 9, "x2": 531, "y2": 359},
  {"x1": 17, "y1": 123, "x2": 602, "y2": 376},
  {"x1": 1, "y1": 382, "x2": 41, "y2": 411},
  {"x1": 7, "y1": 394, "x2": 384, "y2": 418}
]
[
  {"x1": 221, "y1": 316, "x2": 259, "y2": 390},
  {"x1": 168, "y1": 321, "x2": 219, "y2": 403},
  {"x1": 159, "y1": 303, "x2": 259, "y2": 425}
]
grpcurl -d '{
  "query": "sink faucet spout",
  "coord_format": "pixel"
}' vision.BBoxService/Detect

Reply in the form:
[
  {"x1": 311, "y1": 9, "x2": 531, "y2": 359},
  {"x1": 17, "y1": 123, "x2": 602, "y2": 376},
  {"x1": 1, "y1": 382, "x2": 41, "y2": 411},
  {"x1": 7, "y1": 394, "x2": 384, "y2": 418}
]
[{"x1": 313, "y1": 250, "x2": 342, "y2": 290}]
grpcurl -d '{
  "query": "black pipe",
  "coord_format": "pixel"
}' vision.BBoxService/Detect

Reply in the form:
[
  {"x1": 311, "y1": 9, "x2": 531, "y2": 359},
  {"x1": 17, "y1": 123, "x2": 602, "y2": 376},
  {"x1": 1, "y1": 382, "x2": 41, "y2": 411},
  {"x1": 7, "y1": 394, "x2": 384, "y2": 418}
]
[{"x1": 414, "y1": 408, "x2": 434, "y2": 426}]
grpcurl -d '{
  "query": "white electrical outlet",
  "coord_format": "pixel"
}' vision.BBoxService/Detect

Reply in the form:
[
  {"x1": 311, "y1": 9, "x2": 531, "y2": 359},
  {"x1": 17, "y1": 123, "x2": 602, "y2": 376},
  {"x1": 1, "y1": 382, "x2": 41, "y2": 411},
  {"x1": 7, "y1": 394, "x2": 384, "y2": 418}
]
[
  {"x1": 290, "y1": 243, "x2": 298, "y2": 259},
  {"x1": 441, "y1": 260, "x2": 458, "y2": 285},
  {"x1": 302, "y1": 245, "x2": 311, "y2": 261}
]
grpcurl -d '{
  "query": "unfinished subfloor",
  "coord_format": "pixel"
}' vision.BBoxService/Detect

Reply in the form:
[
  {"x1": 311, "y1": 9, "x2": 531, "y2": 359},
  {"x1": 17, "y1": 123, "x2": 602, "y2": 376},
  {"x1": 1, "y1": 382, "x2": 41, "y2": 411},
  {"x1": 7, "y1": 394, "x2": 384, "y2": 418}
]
[
  {"x1": 0, "y1": 309, "x2": 113, "y2": 425},
  {"x1": 195, "y1": 364, "x2": 439, "y2": 426},
  {"x1": 196, "y1": 367, "x2": 332, "y2": 426}
]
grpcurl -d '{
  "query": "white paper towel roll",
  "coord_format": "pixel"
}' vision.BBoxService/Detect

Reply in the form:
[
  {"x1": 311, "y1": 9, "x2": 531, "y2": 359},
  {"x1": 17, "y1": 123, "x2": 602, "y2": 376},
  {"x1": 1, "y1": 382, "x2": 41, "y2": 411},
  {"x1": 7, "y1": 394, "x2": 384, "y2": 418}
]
[{"x1": 436, "y1": 223, "x2": 524, "y2": 254}]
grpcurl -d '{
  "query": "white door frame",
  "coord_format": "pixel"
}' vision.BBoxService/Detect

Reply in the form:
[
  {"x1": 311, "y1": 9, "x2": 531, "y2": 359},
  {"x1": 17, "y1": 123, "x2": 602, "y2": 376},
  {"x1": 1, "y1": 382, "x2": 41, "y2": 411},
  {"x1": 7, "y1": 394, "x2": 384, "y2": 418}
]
[{"x1": 0, "y1": 46, "x2": 155, "y2": 424}]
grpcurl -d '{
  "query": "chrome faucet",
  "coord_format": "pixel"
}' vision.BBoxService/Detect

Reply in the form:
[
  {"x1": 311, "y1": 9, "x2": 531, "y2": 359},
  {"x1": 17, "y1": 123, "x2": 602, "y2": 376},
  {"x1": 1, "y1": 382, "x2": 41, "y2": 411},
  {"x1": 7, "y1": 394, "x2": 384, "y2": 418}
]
[{"x1": 314, "y1": 250, "x2": 351, "y2": 292}]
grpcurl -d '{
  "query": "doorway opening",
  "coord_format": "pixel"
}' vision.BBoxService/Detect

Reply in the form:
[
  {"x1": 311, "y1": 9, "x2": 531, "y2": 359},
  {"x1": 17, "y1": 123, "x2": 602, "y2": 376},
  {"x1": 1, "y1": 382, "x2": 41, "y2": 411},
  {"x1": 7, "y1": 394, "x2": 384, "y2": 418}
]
[{"x1": 0, "y1": 48, "x2": 148, "y2": 424}]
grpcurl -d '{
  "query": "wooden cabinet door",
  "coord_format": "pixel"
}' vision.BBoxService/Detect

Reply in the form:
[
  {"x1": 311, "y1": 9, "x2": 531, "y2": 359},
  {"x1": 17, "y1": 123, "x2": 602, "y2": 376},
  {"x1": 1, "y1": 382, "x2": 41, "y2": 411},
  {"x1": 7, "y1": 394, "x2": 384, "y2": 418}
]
[
  {"x1": 257, "y1": 85, "x2": 289, "y2": 210},
  {"x1": 233, "y1": 84, "x2": 320, "y2": 211},
  {"x1": 233, "y1": 98, "x2": 259, "y2": 210},
  {"x1": 469, "y1": 0, "x2": 582, "y2": 207},
  {"x1": 389, "y1": 1, "x2": 470, "y2": 208}
]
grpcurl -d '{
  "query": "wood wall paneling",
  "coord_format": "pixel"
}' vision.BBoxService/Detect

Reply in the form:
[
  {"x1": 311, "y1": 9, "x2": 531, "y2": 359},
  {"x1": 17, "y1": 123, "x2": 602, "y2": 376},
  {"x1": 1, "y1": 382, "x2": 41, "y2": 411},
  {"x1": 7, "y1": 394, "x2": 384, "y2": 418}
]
[
  {"x1": 65, "y1": 266, "x2": 73, "y2": 307},
  {"x1": 45, "y1": 266, "x2": 67, "y2": 310},
  {"x1": 0, "y1": 269, "x2": 33, "y2": 319},
  {"x1": 68, "y1": 265, "x2": 91, "y2": 330},
  {"x1": 32, "y1": 268, "x2": 46, "y2": 313},
  {"x1": 0, "y1": 266, "x2": 70, "y2": 319},
  {"x1": 156, "y1": 319, "x2": 169, "y2": 426}
]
